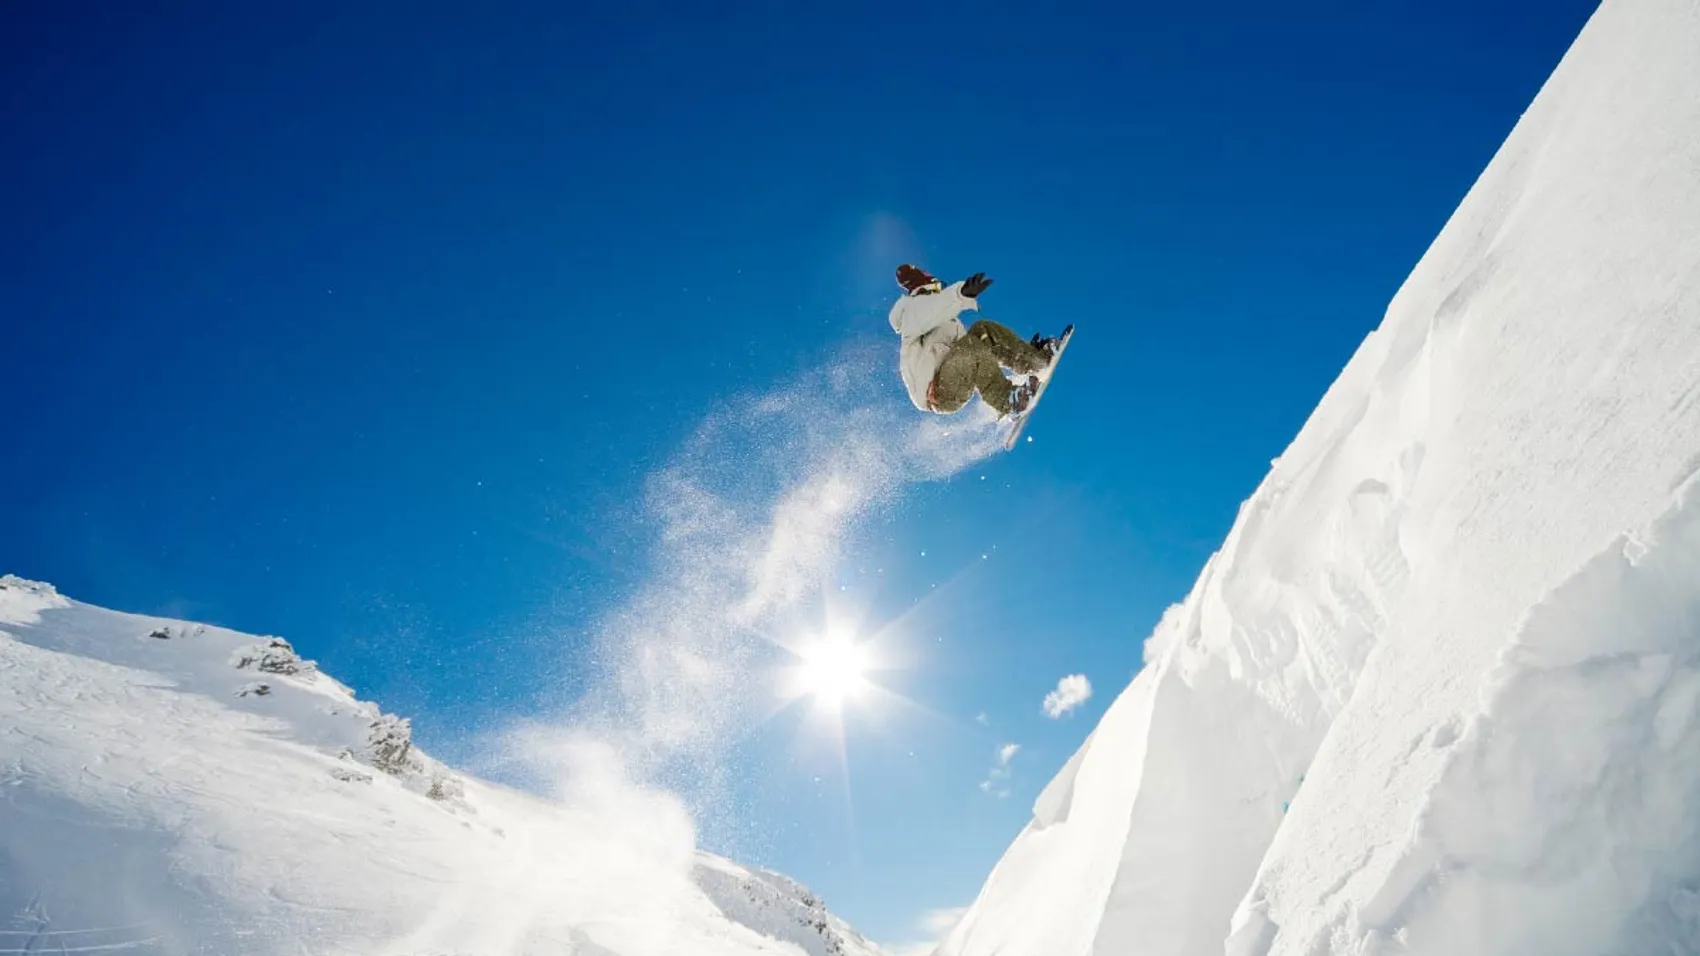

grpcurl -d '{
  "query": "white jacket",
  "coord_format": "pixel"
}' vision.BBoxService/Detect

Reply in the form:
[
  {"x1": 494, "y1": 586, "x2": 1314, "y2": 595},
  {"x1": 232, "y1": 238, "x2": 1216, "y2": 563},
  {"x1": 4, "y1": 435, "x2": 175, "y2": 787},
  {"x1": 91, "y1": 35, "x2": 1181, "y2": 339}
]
[{"x1": 888, "y1": 281, "x2": 978, "y2": 411}]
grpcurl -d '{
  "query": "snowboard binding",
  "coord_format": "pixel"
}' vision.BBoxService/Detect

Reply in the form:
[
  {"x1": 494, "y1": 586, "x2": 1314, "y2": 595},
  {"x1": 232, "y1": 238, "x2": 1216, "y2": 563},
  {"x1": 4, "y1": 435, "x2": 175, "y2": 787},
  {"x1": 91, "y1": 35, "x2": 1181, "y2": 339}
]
[{"x1": 1002, "y1": 324, "x2": 1074, "y2": 450}]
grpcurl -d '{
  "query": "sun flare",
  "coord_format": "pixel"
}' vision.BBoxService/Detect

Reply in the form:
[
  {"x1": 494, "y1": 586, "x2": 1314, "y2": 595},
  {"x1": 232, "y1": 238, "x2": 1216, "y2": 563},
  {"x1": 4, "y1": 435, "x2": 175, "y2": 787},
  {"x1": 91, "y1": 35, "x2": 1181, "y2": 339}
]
[{"x1": 793, "y1": 631, "x2": 871, "y2": 705}]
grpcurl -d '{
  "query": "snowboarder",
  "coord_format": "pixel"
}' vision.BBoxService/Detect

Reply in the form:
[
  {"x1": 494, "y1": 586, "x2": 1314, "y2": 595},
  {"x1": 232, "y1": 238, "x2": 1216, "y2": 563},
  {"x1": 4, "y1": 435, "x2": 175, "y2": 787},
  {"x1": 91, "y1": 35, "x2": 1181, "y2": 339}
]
[{"x1": 888, "y1": 264, "x2": 1064, "y2": 419}]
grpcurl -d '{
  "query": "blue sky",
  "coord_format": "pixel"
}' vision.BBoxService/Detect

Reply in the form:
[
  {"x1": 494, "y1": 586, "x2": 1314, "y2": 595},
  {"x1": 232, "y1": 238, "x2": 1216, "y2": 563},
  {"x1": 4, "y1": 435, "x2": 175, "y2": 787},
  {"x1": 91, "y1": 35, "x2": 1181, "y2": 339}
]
[{"x1": 2, "y1": 0, "x2": 1597, "y2": 945}]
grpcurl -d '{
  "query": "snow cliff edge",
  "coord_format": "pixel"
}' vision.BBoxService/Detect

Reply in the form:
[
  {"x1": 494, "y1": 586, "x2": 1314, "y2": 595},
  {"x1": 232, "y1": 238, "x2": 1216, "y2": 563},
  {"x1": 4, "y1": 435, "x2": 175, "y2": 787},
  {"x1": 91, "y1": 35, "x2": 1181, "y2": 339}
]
[{"x1": 942, "y1": 1, "x2": 1700, "y2": 954}]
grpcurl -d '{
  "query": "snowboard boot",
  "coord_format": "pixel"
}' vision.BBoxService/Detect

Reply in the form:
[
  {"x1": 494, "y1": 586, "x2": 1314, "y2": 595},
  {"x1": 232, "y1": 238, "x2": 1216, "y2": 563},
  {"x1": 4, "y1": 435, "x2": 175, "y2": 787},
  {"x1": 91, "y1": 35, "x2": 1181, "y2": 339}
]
[
  {"x1": 1031, "y1": 332, "x2": 1063, "y2": 364},
  {"x1": 1007, "y1": 375, "x2": 1040, "y2": 418}
]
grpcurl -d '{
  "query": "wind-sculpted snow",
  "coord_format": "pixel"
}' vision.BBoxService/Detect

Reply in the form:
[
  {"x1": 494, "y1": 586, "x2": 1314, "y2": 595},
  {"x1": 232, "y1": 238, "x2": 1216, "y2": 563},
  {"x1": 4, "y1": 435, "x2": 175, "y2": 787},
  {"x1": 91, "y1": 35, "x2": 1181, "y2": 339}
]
[
  {"x1": 1344, "y1": 475, "x2": 1700, "y2": 954},
  {"x1": 945, "y1": 0, "x2": 1700, "y2": 954}
]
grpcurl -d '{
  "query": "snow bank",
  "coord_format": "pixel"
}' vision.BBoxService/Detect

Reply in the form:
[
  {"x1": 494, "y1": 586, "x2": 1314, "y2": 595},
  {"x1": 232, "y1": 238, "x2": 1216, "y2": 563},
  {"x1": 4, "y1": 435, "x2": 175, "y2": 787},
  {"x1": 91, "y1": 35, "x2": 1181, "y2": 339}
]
[
  {"x1": 943, "y1": 0, "x2": 1700, "y2": 953},
  {"x1": 0, "y1": 582, "x2": 883, "y2": 956},
  {"x1": 1348, "y1": 474, "x2": 1700, "y2": 954},
  {"x1": 0, "y1": 573, "x2": 68, "y2": 624}
]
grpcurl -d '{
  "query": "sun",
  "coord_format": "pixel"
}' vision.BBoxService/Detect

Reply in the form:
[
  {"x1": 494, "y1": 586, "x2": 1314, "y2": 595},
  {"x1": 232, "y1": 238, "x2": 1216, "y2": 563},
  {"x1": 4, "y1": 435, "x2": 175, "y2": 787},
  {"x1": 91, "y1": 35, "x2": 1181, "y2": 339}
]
[{"x1": 790, "y1": 629, "x2": 871, "y2": 706}]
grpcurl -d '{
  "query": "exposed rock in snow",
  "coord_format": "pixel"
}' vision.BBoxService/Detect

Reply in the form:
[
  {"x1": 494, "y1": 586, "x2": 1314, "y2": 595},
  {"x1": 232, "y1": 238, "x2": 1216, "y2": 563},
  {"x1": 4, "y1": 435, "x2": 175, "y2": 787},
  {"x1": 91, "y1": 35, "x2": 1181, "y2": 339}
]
[
  {"x1": 231, "y1": 634, "x2": 316, "y2": 676},
  {"x1": 0, "y1": 577, "x2": 885, "y2": 956},
  {"x1": 693, "y1": 856, "x2": 883, "y2": 956},
  {"x1": 366, "y1": 712, "x2": 421, "y2": 775}
]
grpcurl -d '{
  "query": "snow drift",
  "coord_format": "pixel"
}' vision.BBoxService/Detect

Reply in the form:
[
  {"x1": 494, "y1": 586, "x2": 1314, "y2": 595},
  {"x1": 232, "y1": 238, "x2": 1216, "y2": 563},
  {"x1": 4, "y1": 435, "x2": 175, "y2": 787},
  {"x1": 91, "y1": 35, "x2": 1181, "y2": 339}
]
[
  {"x1": 0, "y1": 575, "x2": 883, "y2": 956},
  {"x1": 940, "y1": 1, "x2": 1700, "y2": 954}
]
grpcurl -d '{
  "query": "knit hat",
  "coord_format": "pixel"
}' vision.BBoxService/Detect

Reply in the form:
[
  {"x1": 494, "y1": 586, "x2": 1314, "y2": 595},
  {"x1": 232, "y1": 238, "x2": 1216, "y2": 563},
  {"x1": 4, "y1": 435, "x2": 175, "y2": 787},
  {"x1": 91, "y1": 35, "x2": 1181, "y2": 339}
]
[{"x1": 895, "y1": 263, "x2": 940, "y2": 294}]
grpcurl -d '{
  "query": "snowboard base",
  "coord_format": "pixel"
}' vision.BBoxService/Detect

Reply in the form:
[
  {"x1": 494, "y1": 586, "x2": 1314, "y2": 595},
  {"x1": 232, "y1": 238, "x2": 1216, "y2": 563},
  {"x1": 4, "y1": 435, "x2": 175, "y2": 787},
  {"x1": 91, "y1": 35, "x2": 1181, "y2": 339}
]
[{"x1": 1003, "y1": 324, "x2": 1073, "y2": 450}]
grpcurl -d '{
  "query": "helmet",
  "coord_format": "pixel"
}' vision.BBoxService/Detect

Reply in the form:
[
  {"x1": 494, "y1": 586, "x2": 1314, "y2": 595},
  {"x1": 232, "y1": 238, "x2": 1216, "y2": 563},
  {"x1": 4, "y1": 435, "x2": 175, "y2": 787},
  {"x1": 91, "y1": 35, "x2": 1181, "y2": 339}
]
[{"x1": 896, "y1": 263, "x2": 940, "y2": 294}]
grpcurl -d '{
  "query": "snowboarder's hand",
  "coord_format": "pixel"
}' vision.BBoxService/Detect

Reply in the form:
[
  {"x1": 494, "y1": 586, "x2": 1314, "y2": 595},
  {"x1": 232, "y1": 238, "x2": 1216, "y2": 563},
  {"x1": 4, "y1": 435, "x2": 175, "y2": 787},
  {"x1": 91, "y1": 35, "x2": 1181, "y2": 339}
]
[{"x1": 961, "y1": 273, "x2": 994, "y2": 298}]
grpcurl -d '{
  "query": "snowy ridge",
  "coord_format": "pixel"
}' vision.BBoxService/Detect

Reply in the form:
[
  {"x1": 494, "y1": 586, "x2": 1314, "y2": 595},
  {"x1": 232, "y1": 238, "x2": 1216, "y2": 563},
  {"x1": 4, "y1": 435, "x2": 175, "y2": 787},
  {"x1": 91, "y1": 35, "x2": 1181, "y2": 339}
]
[
  {"x1": 942, "y1": 0, "x2": 1700, "y2": 953},
  {"x1": 693, "y1": 856, "x2": 884, "y2": 956},
  {"x1": 0, "y1": 575, "x2": 464, "y2": 804},
  {"x1": 0, "y1": 575, "x2": 885, "y2": 956}
]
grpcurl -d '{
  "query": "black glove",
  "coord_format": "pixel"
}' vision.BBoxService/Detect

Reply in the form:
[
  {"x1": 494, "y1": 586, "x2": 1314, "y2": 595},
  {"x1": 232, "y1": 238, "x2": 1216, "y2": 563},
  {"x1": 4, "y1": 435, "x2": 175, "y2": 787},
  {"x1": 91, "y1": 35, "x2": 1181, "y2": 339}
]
[{"x1": 961, "y1": 272, "x2": 994, "y2": 298}]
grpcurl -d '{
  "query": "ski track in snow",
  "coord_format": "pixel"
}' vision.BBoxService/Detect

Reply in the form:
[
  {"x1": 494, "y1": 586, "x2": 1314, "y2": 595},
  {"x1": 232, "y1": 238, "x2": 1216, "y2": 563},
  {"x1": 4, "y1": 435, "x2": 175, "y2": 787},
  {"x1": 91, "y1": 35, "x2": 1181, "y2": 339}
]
[{"x1": 944, "y1": 0, "x2": 1700, "y2": 954}]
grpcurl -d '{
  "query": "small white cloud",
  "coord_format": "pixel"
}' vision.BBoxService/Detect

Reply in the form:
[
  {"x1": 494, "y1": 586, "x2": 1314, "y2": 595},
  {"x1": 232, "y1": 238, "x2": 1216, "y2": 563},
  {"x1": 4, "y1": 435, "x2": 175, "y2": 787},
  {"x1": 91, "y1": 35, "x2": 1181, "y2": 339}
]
[
  {"x1": 1042, "y1": 673, "x2": 1092, "y2": 719},
  {"x1": 979, "y1": 742, "x2": 1020, "y2": 797},
  {"x1": 975, "y1": 711, "x2": 990, "y2": 726},
  {"x1": 919, "y1": 906, "x2": 969, "y2": 935},
  {"x1": 885, "y1": 906, "x2": 969, "y2": 955}
]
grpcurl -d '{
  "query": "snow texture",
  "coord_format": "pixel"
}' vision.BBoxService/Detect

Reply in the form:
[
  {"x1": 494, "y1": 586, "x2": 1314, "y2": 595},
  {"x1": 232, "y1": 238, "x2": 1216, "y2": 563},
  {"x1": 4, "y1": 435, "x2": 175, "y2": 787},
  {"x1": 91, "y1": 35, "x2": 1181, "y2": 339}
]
[
  {"x1": 0, "y1": 575, "x2": 885, "y2": 956},
  {"x1": 941, "y1": 1, "x2": 1700, "y2": 954}
]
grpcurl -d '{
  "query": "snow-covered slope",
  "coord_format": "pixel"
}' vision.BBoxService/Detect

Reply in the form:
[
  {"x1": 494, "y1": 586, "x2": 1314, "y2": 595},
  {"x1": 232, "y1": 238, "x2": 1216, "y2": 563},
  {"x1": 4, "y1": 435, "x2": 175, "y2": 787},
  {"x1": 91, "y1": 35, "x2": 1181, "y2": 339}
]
[
  {"x1": 940, "y1": 1, "x2": 1700, "y2": 954},
  {"x1": 0, "y1": 575, "x2": 883, "y2": 956}
]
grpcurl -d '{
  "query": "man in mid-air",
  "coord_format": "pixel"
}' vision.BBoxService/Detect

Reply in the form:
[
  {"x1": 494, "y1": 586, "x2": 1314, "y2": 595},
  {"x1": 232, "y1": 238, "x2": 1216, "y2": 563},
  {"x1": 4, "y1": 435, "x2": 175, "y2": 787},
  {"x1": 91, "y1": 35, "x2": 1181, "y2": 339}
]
[{"x1": 888, "y1": 264, "x2": 1064, "y2": 419}]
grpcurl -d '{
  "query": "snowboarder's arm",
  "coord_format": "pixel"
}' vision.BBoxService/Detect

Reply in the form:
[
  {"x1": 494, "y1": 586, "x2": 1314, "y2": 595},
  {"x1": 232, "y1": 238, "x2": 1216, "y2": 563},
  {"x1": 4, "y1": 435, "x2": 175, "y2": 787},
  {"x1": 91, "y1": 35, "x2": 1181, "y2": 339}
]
[
  {"x1": 943, "y1": 280, "x2": 982, "y2": 312},
  {"x1": 894, "y1": 281, "x2": 977, "y2": 339}
]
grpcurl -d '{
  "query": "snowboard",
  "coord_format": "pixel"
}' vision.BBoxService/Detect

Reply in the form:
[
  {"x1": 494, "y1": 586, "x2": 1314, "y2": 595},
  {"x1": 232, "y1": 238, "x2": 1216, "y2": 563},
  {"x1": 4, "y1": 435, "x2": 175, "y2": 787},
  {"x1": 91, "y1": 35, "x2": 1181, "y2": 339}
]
[{"x1": 1003, "y1": 324, "x2": 1074, "y2": 450}]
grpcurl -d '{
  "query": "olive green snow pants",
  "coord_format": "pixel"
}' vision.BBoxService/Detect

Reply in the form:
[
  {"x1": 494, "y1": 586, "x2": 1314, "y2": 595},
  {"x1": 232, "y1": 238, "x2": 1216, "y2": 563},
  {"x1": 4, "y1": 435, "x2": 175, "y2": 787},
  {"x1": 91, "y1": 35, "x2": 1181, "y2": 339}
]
[{"x1": 930, "y1": 320, "x2": 1050, "y2": 415}]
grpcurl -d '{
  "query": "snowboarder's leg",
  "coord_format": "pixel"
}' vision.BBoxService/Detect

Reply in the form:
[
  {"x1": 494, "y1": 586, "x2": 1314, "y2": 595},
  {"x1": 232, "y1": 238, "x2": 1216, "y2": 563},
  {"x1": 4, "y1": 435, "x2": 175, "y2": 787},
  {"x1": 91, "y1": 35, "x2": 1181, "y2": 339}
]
[
  {"x1": 932, "y1": 336, "x2": 1017, "y2": 416},
  {"x1": 964, "y1": 320, "x2": 1050, "y2": 375}
]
